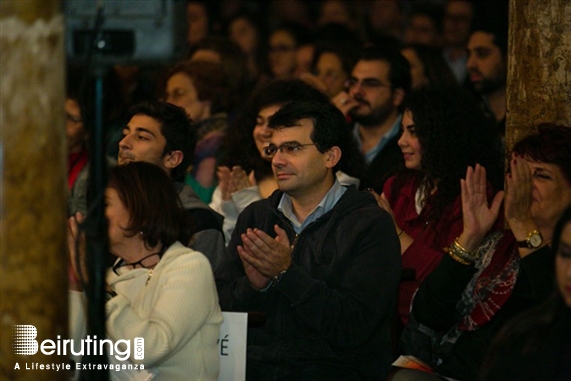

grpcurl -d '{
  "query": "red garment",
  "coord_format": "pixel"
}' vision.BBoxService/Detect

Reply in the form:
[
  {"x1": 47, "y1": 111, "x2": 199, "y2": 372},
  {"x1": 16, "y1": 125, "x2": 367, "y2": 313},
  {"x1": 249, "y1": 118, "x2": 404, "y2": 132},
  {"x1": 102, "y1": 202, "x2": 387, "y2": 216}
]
[
  {"x1": 384, "y1": 174, "x2": 464, "y2": 324},
  {"x1": 67, "y1": 148, "x2": 88, "y2": 190}
]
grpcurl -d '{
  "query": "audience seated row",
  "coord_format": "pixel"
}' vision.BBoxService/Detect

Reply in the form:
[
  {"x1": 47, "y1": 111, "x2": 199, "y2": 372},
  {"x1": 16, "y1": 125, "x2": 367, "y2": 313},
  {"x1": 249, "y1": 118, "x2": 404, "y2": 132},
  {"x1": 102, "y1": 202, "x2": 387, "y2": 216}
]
[{"x1": 64, "y1": 2, "x2": 569, "y2": 378}]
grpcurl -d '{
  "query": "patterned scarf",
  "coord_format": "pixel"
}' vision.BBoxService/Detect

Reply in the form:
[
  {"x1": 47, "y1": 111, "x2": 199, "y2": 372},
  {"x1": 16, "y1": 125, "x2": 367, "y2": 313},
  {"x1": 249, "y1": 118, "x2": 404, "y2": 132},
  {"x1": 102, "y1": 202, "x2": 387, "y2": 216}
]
[
  {"x1": 457, "y1": 230, "x2": 519, "y2": 330},
  {"x1": 434, "y1": 231, "x2": 519, "y2": 355}
]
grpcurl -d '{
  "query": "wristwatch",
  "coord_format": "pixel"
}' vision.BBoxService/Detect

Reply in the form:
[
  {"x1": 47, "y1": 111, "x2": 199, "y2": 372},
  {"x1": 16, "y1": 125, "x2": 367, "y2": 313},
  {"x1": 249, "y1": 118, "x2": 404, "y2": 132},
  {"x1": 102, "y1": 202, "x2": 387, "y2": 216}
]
[
  {"x1": 258, "y1": 269, "x2": 288, "y2": 293},
  {"x1": 517, "y1": 230, "x2": 543, "y2": 248}
]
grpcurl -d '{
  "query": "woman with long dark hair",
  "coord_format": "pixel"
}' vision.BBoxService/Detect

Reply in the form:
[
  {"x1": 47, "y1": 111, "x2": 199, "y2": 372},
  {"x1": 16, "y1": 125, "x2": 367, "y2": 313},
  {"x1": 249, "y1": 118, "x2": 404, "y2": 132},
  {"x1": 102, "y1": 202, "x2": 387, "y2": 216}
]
[{"x1": 376, "y1": 85, "x2": 503, "y2": 325}]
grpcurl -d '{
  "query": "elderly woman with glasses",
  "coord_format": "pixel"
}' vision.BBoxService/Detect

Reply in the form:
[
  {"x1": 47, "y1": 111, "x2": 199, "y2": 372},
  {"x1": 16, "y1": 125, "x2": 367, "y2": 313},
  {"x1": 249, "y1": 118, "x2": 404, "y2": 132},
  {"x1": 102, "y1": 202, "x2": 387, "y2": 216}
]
[{"x1": 68, "y1": 161, "x2": 222, "y2": 380}]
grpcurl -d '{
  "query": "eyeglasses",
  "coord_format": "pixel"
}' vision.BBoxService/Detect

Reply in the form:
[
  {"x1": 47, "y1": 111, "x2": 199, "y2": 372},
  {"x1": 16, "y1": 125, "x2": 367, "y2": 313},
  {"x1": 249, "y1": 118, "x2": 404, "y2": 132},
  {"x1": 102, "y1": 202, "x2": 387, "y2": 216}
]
[
  {"x1": 112, "y1": 252, "x2": 161, "y2": 275},
  {"x1": 263, "y1": 142, "x2": 316, "y2": 158},
  {"x1": 344, "y1": 78, "x2": 390, "y2": 91}
]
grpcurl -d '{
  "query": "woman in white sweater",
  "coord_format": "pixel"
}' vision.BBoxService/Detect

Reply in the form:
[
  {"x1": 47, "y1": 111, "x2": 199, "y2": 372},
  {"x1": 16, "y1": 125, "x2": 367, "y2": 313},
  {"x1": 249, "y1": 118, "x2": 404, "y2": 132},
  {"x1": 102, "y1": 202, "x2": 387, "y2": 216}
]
[{"x1": 69, "y1": 161, "x2": 222, "y2": 380}]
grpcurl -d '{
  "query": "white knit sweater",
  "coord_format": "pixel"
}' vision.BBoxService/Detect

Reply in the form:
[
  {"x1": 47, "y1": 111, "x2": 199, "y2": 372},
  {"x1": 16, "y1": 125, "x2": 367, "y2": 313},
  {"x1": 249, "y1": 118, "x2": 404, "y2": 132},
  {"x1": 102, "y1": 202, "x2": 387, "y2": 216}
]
[{"x1": 70, "y1": 242, "x2": 223, "y2": 380}]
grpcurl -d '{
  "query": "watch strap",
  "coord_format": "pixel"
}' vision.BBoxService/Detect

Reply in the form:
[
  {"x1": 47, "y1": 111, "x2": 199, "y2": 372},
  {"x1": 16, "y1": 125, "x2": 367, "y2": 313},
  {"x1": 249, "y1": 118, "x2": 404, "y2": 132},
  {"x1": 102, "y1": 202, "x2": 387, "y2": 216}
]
[{"x1": 516, "y1": 230, "x2": 542, "y2": 248}]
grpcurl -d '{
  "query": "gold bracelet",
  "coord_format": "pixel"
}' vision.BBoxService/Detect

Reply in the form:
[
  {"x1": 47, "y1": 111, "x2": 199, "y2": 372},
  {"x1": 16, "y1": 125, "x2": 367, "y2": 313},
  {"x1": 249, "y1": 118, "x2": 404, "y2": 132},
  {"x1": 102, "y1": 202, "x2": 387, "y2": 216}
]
[
  {"x1": 453, "y1": 238, "x2": 471, "y2": 254},
  {"x1": 449, "y1": 238, "x2": 478, "y2": 264},
  {"x1": 448, "y1": 247, "x2": 472, "y2": 265}
]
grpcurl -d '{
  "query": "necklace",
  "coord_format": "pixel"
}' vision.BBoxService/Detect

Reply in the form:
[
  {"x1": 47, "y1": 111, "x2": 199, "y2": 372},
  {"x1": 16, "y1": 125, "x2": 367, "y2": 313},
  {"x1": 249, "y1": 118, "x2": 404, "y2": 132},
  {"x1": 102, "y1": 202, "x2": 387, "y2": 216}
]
[{"x1": 112, "y1": 245, "x2": 165, "y2": 276}]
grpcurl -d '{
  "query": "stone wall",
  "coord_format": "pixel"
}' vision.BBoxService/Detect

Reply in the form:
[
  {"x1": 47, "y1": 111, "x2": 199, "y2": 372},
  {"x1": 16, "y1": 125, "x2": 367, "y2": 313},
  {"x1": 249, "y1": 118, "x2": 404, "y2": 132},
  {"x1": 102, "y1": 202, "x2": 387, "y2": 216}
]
[{"x1": 0, "y1": 1, "x2": 68, "y2": 380}]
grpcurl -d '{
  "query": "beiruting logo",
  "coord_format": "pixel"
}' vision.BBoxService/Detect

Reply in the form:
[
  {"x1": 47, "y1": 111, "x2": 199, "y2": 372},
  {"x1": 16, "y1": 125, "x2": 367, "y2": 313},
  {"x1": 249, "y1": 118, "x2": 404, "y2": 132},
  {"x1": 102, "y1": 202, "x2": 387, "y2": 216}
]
[
  {"x1": 13, "y1": 325, "x2": 38, "y2": 355},
  {"x1": 12, "y1": 325, "x2": 145, "y2": 371}
]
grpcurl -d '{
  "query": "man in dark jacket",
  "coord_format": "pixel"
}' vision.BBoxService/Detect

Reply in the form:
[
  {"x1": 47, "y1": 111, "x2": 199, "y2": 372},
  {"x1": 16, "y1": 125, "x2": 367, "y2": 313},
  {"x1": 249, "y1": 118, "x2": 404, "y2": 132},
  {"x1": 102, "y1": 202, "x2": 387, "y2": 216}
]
[{"x1": 215, "y1": 100, "x2": 402, "y2": 381}]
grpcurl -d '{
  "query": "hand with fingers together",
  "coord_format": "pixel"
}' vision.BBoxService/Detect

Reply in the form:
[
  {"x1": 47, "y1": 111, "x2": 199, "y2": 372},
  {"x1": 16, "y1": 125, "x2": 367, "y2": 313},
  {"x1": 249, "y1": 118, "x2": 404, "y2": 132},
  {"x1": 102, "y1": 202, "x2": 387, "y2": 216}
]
[
  {"x1": 216, "y1": 166, "x2": 232, "y2": 201},
  {"x1": 237, "y1": 225, "x2": 292, "y2": 290},
  {"x1": 504, "y1": 153, "x2": 542, "y2": 255},
  {"x1": 228, "y1": 166, "x2": 254, "y2": 194},
  {"x1": 218, "y1": 165, "x2": 255, "y2": 201},
  {"x1": 369, "y1": 188, "x2": 397, "y2": 226},
  {"x1": 457, "y1": 164, "x2": 505, "y2": 252},
  {"x1": 505, "y1": 153, "x2": 534, "y2": 226}
]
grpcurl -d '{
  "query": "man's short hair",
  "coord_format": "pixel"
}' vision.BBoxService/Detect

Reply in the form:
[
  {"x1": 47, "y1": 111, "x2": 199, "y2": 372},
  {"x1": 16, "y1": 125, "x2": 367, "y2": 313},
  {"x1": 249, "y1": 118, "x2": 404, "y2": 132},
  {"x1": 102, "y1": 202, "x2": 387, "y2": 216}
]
[
  {"x1": 251, "y1": 79, "x2": 330, "y2": 115},
  {"x1": 409, "y1": 2, "x2": 445, "y2": 34},
  {"x1": 126, "y1": 101, "x2": 197, "y2": 182},
  {"x1": 267, "y1": 100, "x2": 350, "y2": 172},
  {"x1": 358, "y1": 45, "x2": 412, "y2": 95},
  {"x1": 471, "y1": 1, "x2": 508, "y2": 56}
]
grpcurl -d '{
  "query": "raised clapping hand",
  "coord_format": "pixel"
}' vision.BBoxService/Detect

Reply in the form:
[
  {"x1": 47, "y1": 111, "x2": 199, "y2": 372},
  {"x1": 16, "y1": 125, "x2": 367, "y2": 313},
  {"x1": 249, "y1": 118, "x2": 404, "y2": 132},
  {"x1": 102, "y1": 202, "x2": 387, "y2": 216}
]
[
  {"x1": 217, "y1": 166, "x2": 231, "y2": 201},
  {"x1": 369, "y1": 188, "x2": 413, "y2": 253},
  {"x1": 237, "y1": 225, "x2": 292, "y2": 290},
  {"x1": 503, "y1": 153, "x2": 542, "y2": 255},
  {"x1": 217, "y1": 166, "x2": 255, "y2": 201},
  {"x1": 369, "y1": 189, "x2": 398, "y2": 226},
  {"x1": 505, "y1": 153, "x2": 534, "y2": 226},
  {"x1": 457, "y1": 164, "x2": 505, "y2": 252}
]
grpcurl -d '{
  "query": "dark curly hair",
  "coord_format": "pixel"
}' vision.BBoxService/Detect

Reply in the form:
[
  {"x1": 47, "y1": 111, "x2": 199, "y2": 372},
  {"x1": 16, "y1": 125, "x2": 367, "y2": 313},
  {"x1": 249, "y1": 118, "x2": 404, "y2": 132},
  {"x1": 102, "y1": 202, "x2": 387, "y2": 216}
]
[
  {"x1": 359, "y1": 44, "x2": 412, "y2": 96},
  {"x1": 218, "y1": 79, "x2": 333, "y2": 182},
  {"x1": 126, "y1": 101, "x2": 197, "y2": 182},
  {"x1": 390, "y1": 85, "x2": 503, "y2": 219}
]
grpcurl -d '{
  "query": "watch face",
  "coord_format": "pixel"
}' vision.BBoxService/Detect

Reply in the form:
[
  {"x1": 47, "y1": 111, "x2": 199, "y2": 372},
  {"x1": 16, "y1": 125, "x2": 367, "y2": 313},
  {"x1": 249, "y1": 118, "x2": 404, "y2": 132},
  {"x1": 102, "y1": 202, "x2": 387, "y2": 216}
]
[{"x1": 529, "y1": 233, "x2": 543, "y2": 248}]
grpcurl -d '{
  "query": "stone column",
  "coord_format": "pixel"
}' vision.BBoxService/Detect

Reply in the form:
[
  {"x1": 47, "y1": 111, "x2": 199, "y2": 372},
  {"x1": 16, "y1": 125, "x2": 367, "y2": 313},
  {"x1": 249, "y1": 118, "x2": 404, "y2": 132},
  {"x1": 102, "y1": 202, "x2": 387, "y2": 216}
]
[
  {"x1": 0, "y1": 1, "x2": 68, "y2": 380},
  {"x1": 506, "y1": 0, "x2": 571, "y2": 151}
]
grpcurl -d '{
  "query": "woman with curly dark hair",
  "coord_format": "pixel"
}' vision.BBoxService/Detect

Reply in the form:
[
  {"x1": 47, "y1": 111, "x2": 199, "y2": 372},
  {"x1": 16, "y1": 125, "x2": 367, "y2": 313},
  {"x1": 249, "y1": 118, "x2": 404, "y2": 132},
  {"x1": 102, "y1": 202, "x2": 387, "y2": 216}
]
[
  {"x1": 374, "y1": 85, "x2": 503, "y2": 326},
  {"x1": 210, "y1": 79, "x2": 364, "y2": 243}
]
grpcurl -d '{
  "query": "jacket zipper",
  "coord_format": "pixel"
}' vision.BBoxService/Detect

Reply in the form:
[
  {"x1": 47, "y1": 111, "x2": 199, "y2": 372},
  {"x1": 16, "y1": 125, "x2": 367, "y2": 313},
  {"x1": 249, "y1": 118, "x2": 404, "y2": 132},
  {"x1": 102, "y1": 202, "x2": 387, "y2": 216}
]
[{"x1": 290, "y1": 233, "x2": 299, "y2": 254}]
